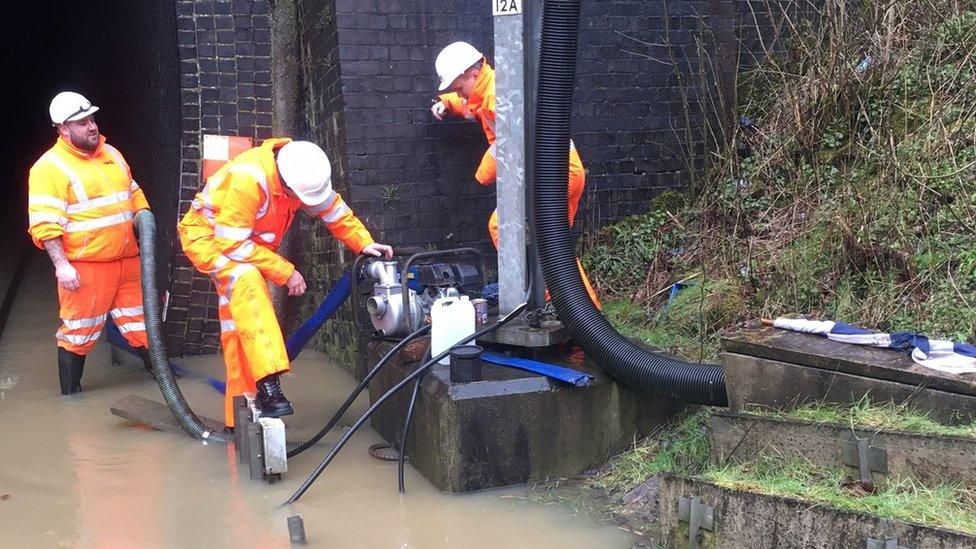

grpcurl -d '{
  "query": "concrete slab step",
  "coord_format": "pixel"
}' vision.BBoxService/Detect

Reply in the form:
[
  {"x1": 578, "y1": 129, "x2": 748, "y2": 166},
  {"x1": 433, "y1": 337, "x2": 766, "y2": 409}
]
[
  {"x1": 657, "y1": 474, "x2": 975, "y2": 548},
  {"x1": 720, "y1": 351, "x2": 976, "y2": 423},
  {"x1": 722, "y1": 326, "x2": 976, "y2": 398},
  {"x1": 708, "y1": 410, "x2": 976, "y2": 489}
]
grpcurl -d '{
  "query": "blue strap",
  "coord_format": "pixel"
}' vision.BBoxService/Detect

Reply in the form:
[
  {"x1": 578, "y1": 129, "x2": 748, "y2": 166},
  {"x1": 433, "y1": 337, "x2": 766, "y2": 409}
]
[
  {"x1": 481, "y1": 351, "x2": 594, "y2": 387},
  {"x1": 109, "y1": 272, "x2": 352, "y2": 395},
  {"x1": 105, "y1": 321, "x2": 227, "y2": 394},
  {"x1": 285, "y1": 272, "x2": 351, "y2": 361}
]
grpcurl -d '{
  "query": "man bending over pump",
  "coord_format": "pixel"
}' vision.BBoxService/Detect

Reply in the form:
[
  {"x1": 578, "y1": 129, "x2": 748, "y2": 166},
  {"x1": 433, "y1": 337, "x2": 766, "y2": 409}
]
[{"x1": 179, "y1": 138, "x2": 392, "y2": 430}]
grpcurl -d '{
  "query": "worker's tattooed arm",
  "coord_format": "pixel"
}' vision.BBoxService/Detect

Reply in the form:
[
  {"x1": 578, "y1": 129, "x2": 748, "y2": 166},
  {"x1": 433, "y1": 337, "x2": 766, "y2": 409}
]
[{"x1": 43, "y1": 238, "x2": 81, "y2": 290}]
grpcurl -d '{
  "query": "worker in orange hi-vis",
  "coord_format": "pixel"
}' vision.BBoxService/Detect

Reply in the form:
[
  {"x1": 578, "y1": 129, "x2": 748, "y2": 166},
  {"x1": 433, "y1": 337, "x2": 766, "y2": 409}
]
[
  {"x1": 27, "y1": 91, "x2": 154, "y2": 395},
  {"x1": 430, "y1": 41, "x2": 601, "y2": 309},
  {"x1": 179, "y1": 139, "x2": 393, "y2": 428}
]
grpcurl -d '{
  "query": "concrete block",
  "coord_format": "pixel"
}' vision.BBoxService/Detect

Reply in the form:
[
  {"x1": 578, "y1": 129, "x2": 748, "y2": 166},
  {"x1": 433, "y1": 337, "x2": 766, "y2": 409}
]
[
  {"x1": 367, "y1": 339, "x2": 687, "y2": 493},
  {"x1": 709, "y1": 411, "x2": 976, "y2": 489},
  {"x1": 721, "y1": 352, "x2": 976, "y2": 424},
  {"x1": 723, "y1": 326, "x2": 976, "y2": 398},
  {"x1": 657, "y1": 475, "x2": 975, "y2": 548}
]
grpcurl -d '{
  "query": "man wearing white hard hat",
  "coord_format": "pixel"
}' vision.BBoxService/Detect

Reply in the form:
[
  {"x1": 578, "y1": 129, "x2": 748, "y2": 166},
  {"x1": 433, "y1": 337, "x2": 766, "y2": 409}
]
[
  {"x1": 430, "y1": 42, "x2": 602, "y2": 307},
  {"x1": 179, "y1": 138, "x2": 392, "y2": 427},
  {"x1": 27, "y1": 91, "x2": 154, "y2": 395}
]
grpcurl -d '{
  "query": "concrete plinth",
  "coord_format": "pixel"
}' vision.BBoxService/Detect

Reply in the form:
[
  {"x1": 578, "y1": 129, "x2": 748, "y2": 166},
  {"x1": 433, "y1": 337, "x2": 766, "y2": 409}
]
[
  {"x1": 367, "y1": 338, "x2": 687, "y2": 493},
  {"x1": 722, "y1": 326, "x2": 976, "y2": 424}
]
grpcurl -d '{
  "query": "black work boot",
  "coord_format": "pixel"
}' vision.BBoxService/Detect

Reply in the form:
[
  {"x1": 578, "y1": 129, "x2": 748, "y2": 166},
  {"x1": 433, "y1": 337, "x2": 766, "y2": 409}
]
[
  {"x1": 255, "y1": 373, "x2": 294, "y2": 418},
  {"x1": 135, "y1": 347, "x2": 155, "y2": 378},
  {"x1": 58, "y1": 348, "x2": 86, "y2": 395}
]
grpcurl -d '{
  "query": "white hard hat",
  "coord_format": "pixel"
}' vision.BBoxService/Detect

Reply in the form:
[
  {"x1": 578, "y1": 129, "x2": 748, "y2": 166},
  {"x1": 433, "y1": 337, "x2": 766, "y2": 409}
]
[
  {"x1": 277, "y1": 141, "x2": 333, "y2": 206},
  {"x1": 435, "y1": 41, "x2": 483, "y2": 91},
  {"x1": 49, "y1": 91, "x2": 99, "y2": 125}
]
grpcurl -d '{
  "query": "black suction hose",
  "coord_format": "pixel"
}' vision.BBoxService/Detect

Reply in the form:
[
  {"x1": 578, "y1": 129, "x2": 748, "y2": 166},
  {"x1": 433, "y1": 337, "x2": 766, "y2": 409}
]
[
  {"x1": 397, "y1": 346, "x2": 430, "y2": 492},
  {"x1": 135, "y1": 210, "x2": 232, "y2": 442},
  {"x1": 532, "y1": 0, "x2": 727, "y2": 405},
  {"x1": 284, "y1": 303, "x2": 527, "y2": 505},
  {"x1": 286, "y1": 323, "x2": 431, "y2": 458}
]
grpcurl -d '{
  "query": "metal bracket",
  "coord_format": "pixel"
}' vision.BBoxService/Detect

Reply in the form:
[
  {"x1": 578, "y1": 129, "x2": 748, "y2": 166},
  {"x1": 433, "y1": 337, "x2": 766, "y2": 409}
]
[
  {"x1": 678, "y1": 495, "x2": 715, "y2": 549},
  {"x1": 842, "y1": 435, "x2": 888, "y2": 484},
  {"x1": 866, "y1": 536, "x2": 910, "y2": 549}
]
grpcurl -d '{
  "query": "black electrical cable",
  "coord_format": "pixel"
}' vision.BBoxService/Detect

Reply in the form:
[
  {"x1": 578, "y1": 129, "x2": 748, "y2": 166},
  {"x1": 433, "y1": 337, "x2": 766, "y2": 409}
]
[
  {"x1": 396, "y1": 346, "x2": 430, "y2": 492},
  {"x1": 532, "y1": 0, "x2": 727, "y2": 405},
  {"x1": 135, "y1": 210, "x2": 232, "y2": 443},
  {"x1": 286, "y1": 323, "x2": 432, "y2": 458},
  {"x1": 284, "y1": 303, "x2": 527, "y2": 505}
]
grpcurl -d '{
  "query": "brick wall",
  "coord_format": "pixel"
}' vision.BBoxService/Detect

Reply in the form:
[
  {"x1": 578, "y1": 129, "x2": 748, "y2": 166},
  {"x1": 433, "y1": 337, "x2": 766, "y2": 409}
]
[
  {"x1": 163, "y1": 0, "x2": 819, "y2": 359},
  {"x1": 167, "y1": 0, "x2": 275, "y2": 355}
]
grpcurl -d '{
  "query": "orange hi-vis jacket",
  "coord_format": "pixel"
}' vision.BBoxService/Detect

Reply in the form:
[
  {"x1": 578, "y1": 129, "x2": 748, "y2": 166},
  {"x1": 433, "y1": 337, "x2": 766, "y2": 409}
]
[
  {"x1": 179, "y1": 137, "x2": 375, "y2": 285},
  {"x1": 27, "y1": 135, "x2": 150, "y2": 261},
  {"x1": 439, "y1": 61, "x2": 600, "y2": 308},
  {"x1": 439, "y1": 61, "x2": 586, "y2": 215}
]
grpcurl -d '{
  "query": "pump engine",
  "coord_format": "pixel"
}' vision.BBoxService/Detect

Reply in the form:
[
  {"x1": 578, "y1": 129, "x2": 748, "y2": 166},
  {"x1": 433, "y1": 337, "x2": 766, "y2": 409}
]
[{"x1": 357, "y1": 248, "x2": 485, "y2": 338}]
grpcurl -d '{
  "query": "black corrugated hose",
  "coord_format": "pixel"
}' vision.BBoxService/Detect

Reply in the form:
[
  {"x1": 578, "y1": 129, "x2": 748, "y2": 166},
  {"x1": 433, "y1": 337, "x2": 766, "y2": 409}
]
[
  {"x1": 532, "y1": 0, "x2": 727, "y2": 406},
  {"x1": 135, "y1": 210, "x2": 233, "y2": 442}
]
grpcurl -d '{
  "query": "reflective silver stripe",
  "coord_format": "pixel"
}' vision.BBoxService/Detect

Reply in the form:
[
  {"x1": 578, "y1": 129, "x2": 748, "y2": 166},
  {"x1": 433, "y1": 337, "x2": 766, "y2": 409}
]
[
  {"x1": 301, "y1": 190, "x2": 338, "y2": 216},
  {"x1": 226, "y1": 240, "x2": 256, "y2": 261},
  {"x1": 214, "y1": 255, "x2": 231, "y2": 270},
  {"x1": 57, "y1": 331, "x2": 102, "y2": 345},
  {"x1": 29, "y1": 212, "x2": 68, "y2": 225},
  {"x1": 569, "y1": 139, "x2": 576, "y2": 151},
  {"x1": 62, "y1": 314, "x2": 107, "y2": 330},
  {"x1": 321, "y1": 201, "x2": 351, "y2": 224},
  {"x1": 43, "y1": 152, "x2": 88, "y2": 202},
  {"x1": 110, "y1": 306, "x2": 144, "y2": 319},
  {"x1": 220, "y1": 320, "x2": 236, "y2": 332},
  {"x1": 486, "y1": 143, "x2": 496, "y2": 158},
  {"x1": 226, "y1": 165, "x2": 270, "y2": 218},
  {"x1": 65, "y1": 211, "x2": 133, "y2": 233},
  {"x1": 130, "y1": 180, "x2": 141, "y2": 191},
  {"x1": 218, "y1": 295, "x2": 230, "y2": 307},
  {"x1": 66, "y1": 191, "x2": 131, "y2": 214},
  {"x1": 256, "y1": 232, "x2": 276, "y2": 243},
  {"x1": 214, "y1": 224, "x2": 253, "y2": 240},
  {"x1": 29, "y1": 195, "x2": 68, "y2": 210},
  {"x1": 117, "y1": 322, "x2": 146, "y2": 334}
]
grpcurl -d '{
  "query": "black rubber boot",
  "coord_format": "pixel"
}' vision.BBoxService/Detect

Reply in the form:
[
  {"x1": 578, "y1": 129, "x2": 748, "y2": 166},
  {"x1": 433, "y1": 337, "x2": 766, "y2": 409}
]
[
  {"x1": 255, "y1": 373, "x2": 294, "y2": 418},
  {"x1": 58, "y1": 348, "x2": 86, "y2": 395},
  {"x1": 135, "y1": 347, "x2": 155, "y2": 378}
]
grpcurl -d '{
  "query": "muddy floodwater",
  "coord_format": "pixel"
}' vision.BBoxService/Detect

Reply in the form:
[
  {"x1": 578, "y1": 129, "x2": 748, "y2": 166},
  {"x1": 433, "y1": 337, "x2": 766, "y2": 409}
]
[{"x1": 0, "y1": 257, "x2": 633, "y2": 547}]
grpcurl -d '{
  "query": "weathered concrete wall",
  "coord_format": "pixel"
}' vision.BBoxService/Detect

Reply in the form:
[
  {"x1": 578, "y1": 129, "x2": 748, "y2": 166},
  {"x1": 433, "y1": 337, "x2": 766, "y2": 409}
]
[
  {"x1": 709, "y1": 411, "x2": 976, "y2": 488},
  {"x1": 657, "y1": 475, "x2": 975, "y2": 548}
]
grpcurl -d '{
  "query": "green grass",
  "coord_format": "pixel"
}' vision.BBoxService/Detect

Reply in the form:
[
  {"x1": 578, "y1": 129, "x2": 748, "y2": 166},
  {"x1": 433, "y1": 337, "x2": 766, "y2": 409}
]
[
  {"x1": 588, "y1": 409, "x2": 712, "y2": 495},
  {"x1": 704, "y1": 459, "x2": 976, "y2": 534},
  {"x1": 590, "y1": 407, "x2": 976, "y2": 534},
  {"x1": 749, "y1": 397, "x2": 976, "y2": 437}
]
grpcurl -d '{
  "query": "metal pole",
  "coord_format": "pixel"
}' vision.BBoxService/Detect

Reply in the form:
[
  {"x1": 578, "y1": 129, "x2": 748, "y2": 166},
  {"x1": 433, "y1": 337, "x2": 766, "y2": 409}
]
[{"x1": 492, "y1": 2, "x2": 527, "y2": 315}]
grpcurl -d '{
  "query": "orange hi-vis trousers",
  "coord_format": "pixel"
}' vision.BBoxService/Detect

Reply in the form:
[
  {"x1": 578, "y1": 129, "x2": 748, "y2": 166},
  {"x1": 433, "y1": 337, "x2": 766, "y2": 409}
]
[
  {"x1": 179, "y1": 232, "x2": 290, "y2": 428},
  {"x1": 56, "y1": 256, "x2": 148, "y2": 355},
  {"x1": 486, "y1": 150, "x2": 602, "y2": 309}
]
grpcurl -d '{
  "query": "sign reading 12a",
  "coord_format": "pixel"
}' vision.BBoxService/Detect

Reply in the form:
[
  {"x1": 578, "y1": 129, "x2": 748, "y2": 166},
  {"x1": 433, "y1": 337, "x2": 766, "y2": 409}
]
[{"x1": 492, "y1": 0, "x2": 521, "y2": 16}]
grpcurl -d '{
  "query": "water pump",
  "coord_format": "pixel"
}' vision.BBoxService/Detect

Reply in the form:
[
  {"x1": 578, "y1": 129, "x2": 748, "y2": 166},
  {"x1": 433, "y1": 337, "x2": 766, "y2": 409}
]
[{"x1": 355, "y1": 248, "x2": 485, "y2": 338}]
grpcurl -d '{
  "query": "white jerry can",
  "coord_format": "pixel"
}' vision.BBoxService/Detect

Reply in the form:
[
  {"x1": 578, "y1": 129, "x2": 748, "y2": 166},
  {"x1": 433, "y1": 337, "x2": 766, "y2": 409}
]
[{"x1": 430, "y1": 295, "x2": 476, "y2": 365}]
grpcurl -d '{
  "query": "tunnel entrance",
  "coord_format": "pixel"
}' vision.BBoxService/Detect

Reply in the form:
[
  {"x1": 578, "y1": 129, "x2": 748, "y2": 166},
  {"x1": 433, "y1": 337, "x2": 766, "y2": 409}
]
[{"x1": 0, "y1": 1, "x2": 181, "y2": 287}]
